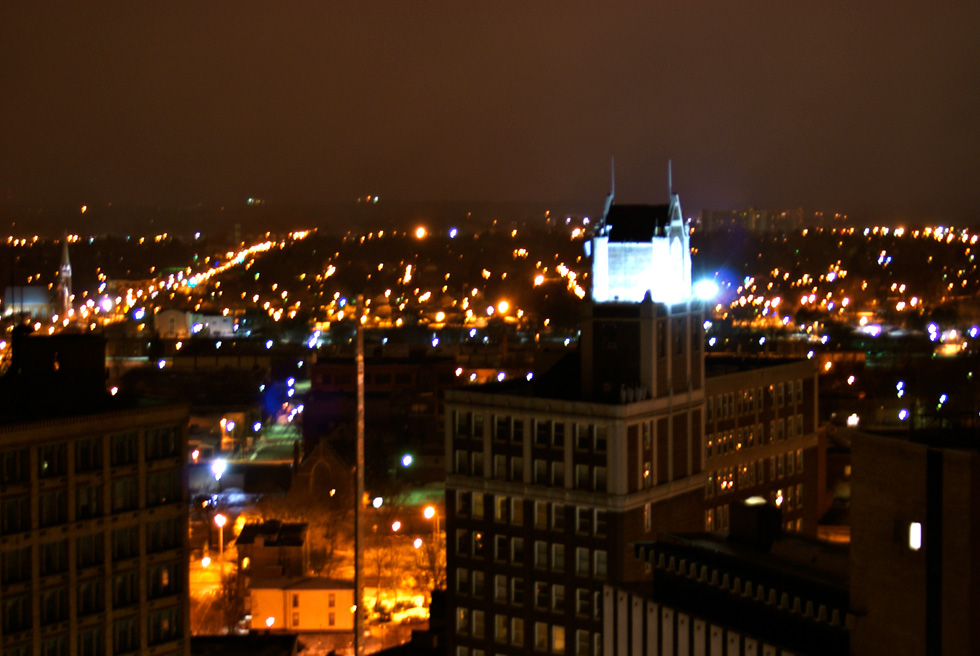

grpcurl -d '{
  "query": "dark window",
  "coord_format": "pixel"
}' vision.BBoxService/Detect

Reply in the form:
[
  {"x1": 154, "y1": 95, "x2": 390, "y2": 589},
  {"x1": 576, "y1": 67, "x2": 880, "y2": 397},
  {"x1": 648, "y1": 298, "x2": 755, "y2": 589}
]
[
  {"x1": 1, "y1": 547, "x2": 31, "y2": 584},
  {"x1": 110, "y1": 432, "x2": 138, "y2": 466},
  {"x1": 1, "y1": 496, "x2": 31, "y2": 534},
  {"x1": 40, "y1": 489, "x2": 67, "y2": 527},
  {"x1": 76, "y1": 484, "x2": 103, "y2": 519},
  {"x1": 146, "y1": 470, "x2": 180, "y2": 507},
  {"x1": 1, "y1": 448, "x2": 30, "y2": 484},
  {"x1": 112, "y1": 477, "x2": 138, "y2": 513},
  {"x1": 112, "y1": 570, "x2": 139, "y2": 608},
  {"x1": 77, "y1": 533, "x2": 105, "y2": 569},
  {"x1": 39, "y1": 540, "x2": 68, "y2": 576},
  {"x1": 74, "y1": 437, "x2": 102, "y2": 473},
  {"x1": 112, "y1": 526, "x2": 140, "y2": 561},
  {"x1": 77, "y1": 580, "x2": 105, "y2": 616},
  {"x1": 145, "y1": 427, "x2": 178, "y2": 461}
]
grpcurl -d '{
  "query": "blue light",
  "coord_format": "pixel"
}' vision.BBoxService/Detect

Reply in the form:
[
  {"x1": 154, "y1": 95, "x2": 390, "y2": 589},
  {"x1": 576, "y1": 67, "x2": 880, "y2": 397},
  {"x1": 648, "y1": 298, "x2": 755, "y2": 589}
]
[
  {"x1": 253, "y1": 422, "x2": 262, "y2": 432},
  {"x1": 133, "y1": 308, "x2": 145, "y2": 321},
  {"x1": 449, "y1": 228, "x2": 458, "y2": 238},
  {"x1": 401, "y1": 454, "x2": 413, "y2": 467}
]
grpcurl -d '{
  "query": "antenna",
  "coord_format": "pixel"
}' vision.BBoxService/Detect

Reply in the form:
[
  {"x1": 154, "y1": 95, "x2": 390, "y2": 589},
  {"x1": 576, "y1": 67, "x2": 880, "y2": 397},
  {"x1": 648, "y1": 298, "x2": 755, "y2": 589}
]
[
  {"x1": 610, "y1": 156, "x2": 615, "y2": 197},
  {"x1": 668, "y1": 159, "x2": 673, "y2": 197}
]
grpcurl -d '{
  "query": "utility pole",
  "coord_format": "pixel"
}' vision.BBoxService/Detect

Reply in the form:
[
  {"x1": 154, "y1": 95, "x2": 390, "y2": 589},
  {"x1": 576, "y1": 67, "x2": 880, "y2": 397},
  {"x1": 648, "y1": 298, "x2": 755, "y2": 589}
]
[{"x1": 353, "y1": 303, "x2": 365, "y2": 656}]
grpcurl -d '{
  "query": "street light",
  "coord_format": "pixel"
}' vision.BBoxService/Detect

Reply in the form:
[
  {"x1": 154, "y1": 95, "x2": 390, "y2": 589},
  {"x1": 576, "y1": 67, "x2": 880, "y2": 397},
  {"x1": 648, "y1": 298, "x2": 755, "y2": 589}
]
[
  {"x1": 423, "y1": 505, "x2": 440, "y2": 545},
  {"x1": 214, "y1": 513, "x2": 227, "y2": 561}
]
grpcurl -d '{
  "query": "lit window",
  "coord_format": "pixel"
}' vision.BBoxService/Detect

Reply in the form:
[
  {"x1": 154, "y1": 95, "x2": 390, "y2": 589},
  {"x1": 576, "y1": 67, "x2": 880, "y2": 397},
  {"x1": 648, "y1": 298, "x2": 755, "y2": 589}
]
[{"x1": 909, "y1": 522, "x2": 923, "y2": 551}]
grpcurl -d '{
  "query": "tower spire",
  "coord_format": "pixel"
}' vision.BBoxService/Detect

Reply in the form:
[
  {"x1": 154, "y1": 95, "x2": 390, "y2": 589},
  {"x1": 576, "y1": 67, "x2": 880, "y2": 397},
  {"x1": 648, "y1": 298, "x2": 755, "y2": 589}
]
[
  {"x1": 58, "y1": 233, "x2": 72, "y2": 316},
  {"x1": 668, "y1": 159, "x2": 673, "y2": 197},
  {"x1": 602, "y1": 157, "x2": 616, "y2": 229}
]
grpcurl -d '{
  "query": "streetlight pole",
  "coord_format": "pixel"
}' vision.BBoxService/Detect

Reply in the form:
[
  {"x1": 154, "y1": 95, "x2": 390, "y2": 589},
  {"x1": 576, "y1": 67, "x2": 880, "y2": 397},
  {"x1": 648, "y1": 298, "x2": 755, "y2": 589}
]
[{"x1": 354, "y1": 309, "x2": 365, "y2": 656}]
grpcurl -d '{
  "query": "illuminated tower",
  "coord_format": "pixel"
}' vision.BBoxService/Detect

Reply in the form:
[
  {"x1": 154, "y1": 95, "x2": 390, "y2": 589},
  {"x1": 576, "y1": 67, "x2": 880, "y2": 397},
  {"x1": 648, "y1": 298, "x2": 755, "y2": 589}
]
[
  {"x1": 588, "y1": 161, "x2": 692, "y2": 304},
  {"x1": 57, "y1": 235, "x2": 72, "y2": 315}
]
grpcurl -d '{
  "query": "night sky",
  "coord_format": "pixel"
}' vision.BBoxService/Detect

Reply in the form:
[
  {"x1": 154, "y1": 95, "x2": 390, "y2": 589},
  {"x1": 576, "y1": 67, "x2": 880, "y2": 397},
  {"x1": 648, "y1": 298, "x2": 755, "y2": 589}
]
[{"x1": 2, "y1": 2, "x2": 978, "y2": 223}]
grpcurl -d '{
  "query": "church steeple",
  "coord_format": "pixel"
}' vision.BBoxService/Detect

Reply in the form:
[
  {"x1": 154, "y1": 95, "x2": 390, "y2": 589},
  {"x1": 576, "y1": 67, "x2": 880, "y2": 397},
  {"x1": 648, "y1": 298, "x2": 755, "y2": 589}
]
[{"x1": 58, "y1": 236, "x2": 72, "y2": 315}]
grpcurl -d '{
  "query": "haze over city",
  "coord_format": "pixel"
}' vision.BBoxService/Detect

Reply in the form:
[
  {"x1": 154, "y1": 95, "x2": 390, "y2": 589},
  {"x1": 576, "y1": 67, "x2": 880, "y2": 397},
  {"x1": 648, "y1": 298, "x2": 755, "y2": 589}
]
[{"x1": 3, "y1": 2, "x2": 979, "y2": 228}]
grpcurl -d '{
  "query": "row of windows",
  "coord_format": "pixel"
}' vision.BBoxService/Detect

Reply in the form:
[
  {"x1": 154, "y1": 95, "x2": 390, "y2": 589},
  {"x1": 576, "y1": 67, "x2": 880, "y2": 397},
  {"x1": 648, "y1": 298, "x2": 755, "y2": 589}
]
[
  {"x1": 707, "y1": 380, "x2": 805, "y2": 420},
  {"x1": 705, "y1": 449, "x2": 803, "y2": 498},
  {"x1": 707, "y1": 415, "x2": 805, "y2": 457},
  {"x1": 456, "y1": 568, "x2": 602, "y2": 619},
  {"x1": 1, "y1": 472, "x2": 181, "y2": 535},
  {"x1": 453, "y1": 413, "x2": 609, "y2": 454},
  {"x1": 456, "y1": 494, "x2": 608, "y2": 537},
  {"x1": 454, "y1": 618, "x2": 601, "y2": 655},
  {"x1": 454, "y1": 451, "x2": 608, "y2": 492},
  {"x1": 0, "y1": 427, "x2": 181, "y2": 486}
]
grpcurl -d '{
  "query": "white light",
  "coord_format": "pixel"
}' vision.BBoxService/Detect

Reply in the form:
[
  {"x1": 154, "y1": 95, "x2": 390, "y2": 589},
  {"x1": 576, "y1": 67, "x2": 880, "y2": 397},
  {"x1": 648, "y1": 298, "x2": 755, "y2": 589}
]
[
  {"x1": 265, "y1": 339, "x2": 273, "y2": 349},
  {"x1": 899, "y1": 409, "x2": 909, "y2": 421},
  {"x1": 225, "y1": 421, "x2": 235, "y2": 432},
  {"x1": 431, "y1": 337, "x2": 439, "y2": 347},
  {"x1": 266, "y1": 616, "x2": 275, "y2": 628},
  {"x1": 372, "y1": 496, "x2": 383, "y2": 509},
  {"x1": 526, "y1": 372, "x2": 534, "y2": 381},
  {"x1": 693, "y1": 279, "x2": 719, "y2": 301},
  {"x1": 287, "y1": 377, "x2": 295, "y2": 387},
  {"x1": 497, "y1": 372, "x2": 505, "y2": 382},
  {"x1": 413, "y1": 538, "x2": 423, "y2": 549},
  {"x1": 100, "y1": 297, "x2": 113, "y2": 312},
  {"x1": 708, "y1": 337, "x2": 717, "y2": 347},
  {"x1": 449, "y1": 228, "x2": 457, "y2": 238},
  {"x1": 214, "y1": 513, "x2": 227, "y2": 528},
  {"x1": 211, "y1": 459, "x2": 227, "y2": 481},
  {"x1": 908, "y1": 522, "x2": 922, "y2": 551},
  {"x1": 846, "y1": 413, "x2": 860, "y2": 427},
  {"x1": 157, "y1": 359, "x2": 166, "y2": 369},
  {"x1": 253, "y1": 422, "x2": 262, "y2": 432}
]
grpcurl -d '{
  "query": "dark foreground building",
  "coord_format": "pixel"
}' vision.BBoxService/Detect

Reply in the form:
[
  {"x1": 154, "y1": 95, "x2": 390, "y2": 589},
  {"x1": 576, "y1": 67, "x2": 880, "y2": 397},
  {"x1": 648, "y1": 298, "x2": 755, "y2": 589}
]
[{"x1": 0, "y1": 331, "x2": 190, "y2": 656}]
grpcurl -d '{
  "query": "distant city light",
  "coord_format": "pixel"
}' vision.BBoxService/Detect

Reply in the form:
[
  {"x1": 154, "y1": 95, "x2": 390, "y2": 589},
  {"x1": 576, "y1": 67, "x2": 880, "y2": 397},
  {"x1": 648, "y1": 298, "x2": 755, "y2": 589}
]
[
  {"x1": 413, "y1": 538, "x2": 423, "y2": 549},
  {"x1": 157, "y1": 359, "x2": 166, "y2": 369},
  {"x1": 401, "y1": 454, "x2": 413, "y2": 467},
  {"x1": 846, "y1": 413, "x2": 860, "y2": 427},
  {"x1": 415, "y1": 227, "x2": 427, "y2": 239},
  {"x1": 253, "y1": 422, "x2": 262, "y2": 432},
  {"x1": 265, "y1": 340, "x2": 273, "y2": 349},
  {"x1": 372, "y1": 497, "x2": 383, "y2": 509},
  {"x1": 392, "y1": 521, "x2": 402, "y2": 532},
  {"x1": 899, "y1": 409, "x2": 909, "y2": 421},
  {"x1": 449, "y1": 228, "x2": 457, "y2": 238}
]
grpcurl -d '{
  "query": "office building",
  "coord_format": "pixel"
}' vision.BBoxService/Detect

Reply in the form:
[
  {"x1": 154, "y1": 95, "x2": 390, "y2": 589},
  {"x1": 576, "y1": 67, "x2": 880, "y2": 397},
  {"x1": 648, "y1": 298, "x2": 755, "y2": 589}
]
[{"x1": 0, "y1": 332, "x2": 190, "y2": 656}]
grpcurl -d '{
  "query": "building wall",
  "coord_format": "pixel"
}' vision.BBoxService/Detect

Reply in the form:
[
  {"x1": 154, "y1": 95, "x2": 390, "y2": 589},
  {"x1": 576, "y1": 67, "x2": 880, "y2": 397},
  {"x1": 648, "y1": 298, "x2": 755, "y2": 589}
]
[
  {"x1": 851, "y1": 433, "x2": 980, "y2": 656},
  {"x1": 250, "y1": 587, "x2": 354, "y2": 633},
  {"x1": 445, "y1": 387, "x2": 706, "y2": 656},
  {"x1": 0, "y1": 404, "x2": 190, "y2": 656}
]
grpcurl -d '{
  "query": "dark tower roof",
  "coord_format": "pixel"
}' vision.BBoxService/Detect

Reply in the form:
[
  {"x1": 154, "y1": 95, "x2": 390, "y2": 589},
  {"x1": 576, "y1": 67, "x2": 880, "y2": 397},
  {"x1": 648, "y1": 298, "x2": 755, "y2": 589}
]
[{"x1": 605, "y1": 203, "x2": 671, "y2": 242}]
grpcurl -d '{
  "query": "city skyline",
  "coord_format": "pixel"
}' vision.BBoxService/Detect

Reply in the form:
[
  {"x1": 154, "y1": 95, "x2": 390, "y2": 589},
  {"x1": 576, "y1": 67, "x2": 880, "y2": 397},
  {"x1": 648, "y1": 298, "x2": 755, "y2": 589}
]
[{"x1": 2, "y1": 2, "x2": 979, "y2": 225}]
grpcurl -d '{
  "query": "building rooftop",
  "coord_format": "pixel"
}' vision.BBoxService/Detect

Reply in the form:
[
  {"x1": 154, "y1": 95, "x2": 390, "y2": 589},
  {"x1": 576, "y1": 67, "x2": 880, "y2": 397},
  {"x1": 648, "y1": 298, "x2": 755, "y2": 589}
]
[
  {"x1": 235, "y1": 520, "x2": 308, "y2": 547},
  {"x1": 248, "y1": 576, "x2": 354, "y2": 591}
]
